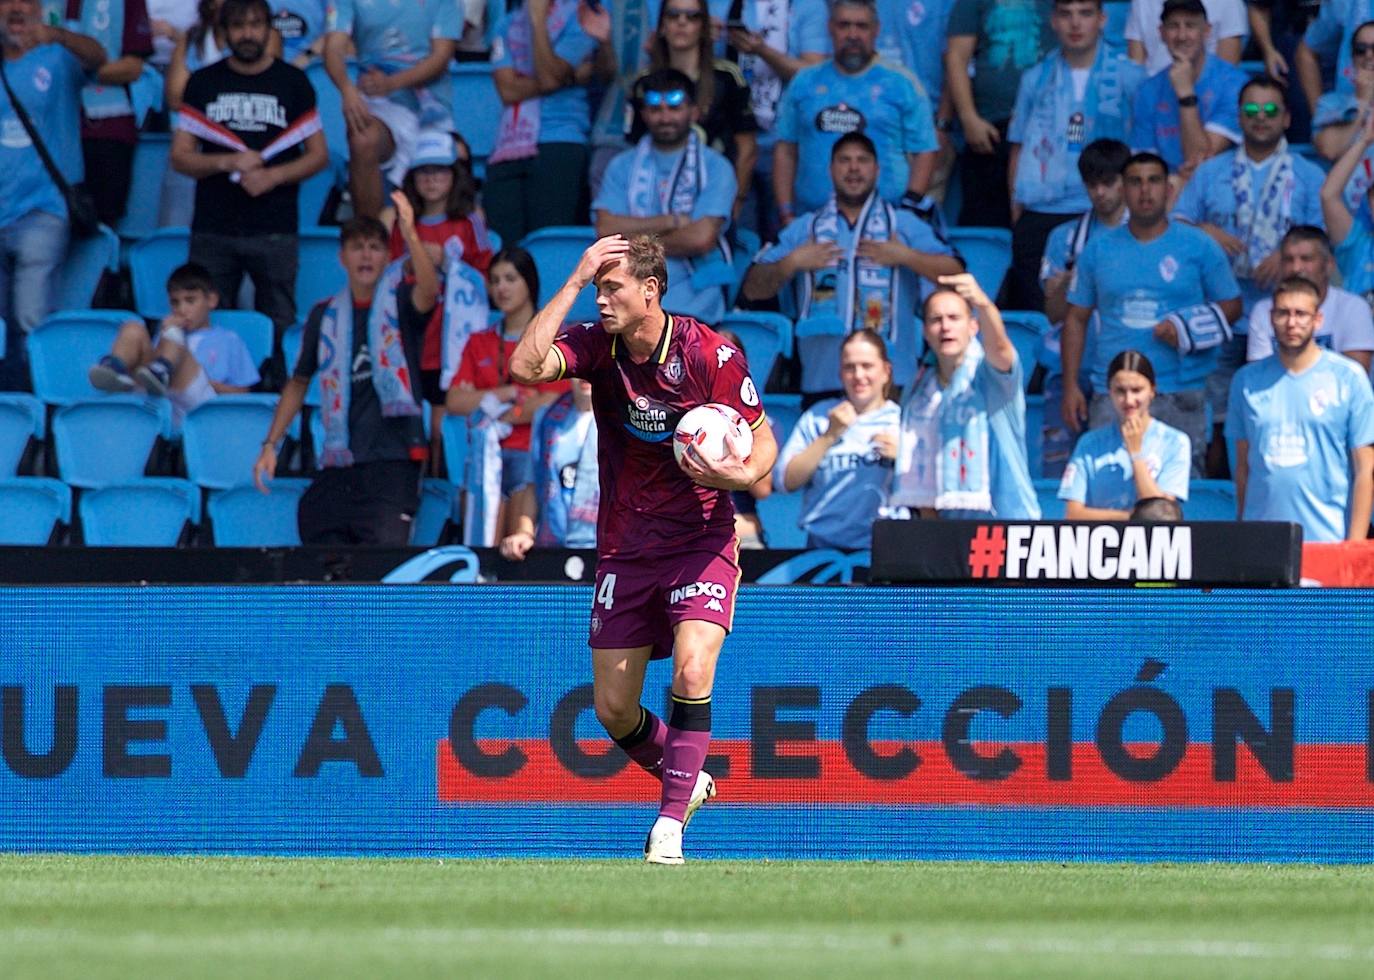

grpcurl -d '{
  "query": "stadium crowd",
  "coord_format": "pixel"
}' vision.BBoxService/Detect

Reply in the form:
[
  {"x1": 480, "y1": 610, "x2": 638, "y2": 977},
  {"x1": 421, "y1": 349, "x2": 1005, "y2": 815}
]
[{"x1": 2, "y1": 0, "x2": 1373, "y2": 548}]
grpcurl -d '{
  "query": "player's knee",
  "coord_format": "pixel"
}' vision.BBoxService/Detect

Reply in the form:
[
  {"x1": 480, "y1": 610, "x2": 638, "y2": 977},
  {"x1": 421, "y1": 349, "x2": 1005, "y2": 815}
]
[
  {"x1": 593, "y1": 690, "x2": 638, "y2": 734},
  {"x1": 672, "y1": 657, "x2": 714, "y2": 700}
]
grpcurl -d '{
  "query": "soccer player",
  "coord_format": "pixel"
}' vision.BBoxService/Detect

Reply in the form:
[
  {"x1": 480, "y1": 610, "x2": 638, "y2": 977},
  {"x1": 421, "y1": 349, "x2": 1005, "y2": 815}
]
[{"x1": 509, "y1": 233, "x2": 778, "y2": 865}]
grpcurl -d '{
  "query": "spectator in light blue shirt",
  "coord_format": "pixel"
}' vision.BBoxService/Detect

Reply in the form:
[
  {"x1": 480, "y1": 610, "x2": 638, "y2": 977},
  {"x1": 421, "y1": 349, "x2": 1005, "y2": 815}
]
[
  {"x1": 772, "y1": 0, "x2": 938, "y2": 222},
  {"x1": 1065, "y1": 151, "x2": 1241, "y2": 475},
  {"x1": 773, "y1": 329, "x2": 900, "y2": 549},
  {"x1": 1322, "y1": 103, "x2": 1374, "y2": 306},
  {"x1": 1227, "y1": 275, "x2": 1374, "y2": 542},
  {"x1": 1005, "y1": 0, "x2": 1145, "y2": 311},
  {"x1": 1059, "y1": 349, "x2": 1191, "y2": 519},
  {"x1": 1127, "y1": 0, "x2": 1246, "y2": 171},
  {"x1": 593, "y1": 68, "x2": 738, "y2": 325}
]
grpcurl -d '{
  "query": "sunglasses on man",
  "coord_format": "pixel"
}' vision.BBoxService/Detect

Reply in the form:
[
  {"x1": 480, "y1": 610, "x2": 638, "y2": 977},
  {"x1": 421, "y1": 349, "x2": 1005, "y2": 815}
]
[
  {"x1": 641, "y1": 89, "x2": 689, "y2": 108},
  {"x1": 663, "y1": 7, "x2": 704, "y2": 20},
  {"x1": 1241, "y1": 101, "x2": 1282, "y2": 119}
]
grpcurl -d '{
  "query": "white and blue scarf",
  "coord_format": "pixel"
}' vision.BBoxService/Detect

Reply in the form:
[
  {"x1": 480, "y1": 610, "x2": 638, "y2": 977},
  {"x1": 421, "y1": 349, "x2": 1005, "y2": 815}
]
[
  {"x1": 317, "y1": 258, "x2": 422, "y2": 468},
  {"x1": 738, "y1": 0, "x2": 788, "y2": 132},
  {"x1": 627, "y1": 131, "x2": 732, "y2": 284},
  {"x1": 591, "y1": 0, "x2": 650, "y2": 146},
  {"x1": 489, "y1": 0, "x2": 576, "y2": 163},
  {"x1": 1231, "y1": 140, "x2": 1294, "y2": 278},
  {"x1": 439, "y1": 237, "x2": 490, "y2": 391},
  {"x1": 897, "y1": 338, "x2": 993, "y2": 512},
  {"x1": 799, "y1": 191, "x2": 901, "y2": 343},
  {"x1": 533, "y1": 393, "x2": 599, "y2": 548}
]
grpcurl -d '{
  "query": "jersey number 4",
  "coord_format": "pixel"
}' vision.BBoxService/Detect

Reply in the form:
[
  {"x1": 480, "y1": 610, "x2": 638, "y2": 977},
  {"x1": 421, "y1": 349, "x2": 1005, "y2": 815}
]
[{"x1": 596, "y1": 573, "x2": 617, "y2": 610}]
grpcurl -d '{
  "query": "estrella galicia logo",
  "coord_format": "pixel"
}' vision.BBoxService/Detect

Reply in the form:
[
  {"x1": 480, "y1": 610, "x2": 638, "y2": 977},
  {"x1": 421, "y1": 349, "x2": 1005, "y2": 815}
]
[
  {"x1": 816, "y1": 103, "x2": 864, "y2": 134},
  {"x1": 623, "y1": 395, "x2": 676, "y2": 442}
]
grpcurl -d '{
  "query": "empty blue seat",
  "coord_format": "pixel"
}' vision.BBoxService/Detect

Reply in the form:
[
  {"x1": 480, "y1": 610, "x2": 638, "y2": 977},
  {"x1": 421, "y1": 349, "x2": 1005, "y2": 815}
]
[
  {"x1": 519, "y1": 226, "x2": 598, "y2": 321},
  {"x1": 306, "y1": 60, "x2": 354, "y2": 164},
  {"x1": 210, "y1": 310, "x2": 274, "y2": 370},
  {"x1": 0, "y1": 478, "x2": 71, "y2": 544},
  {"x1": 115, "y1": 132, "x2": 171, "y2": 240},
  {"x1": 720, "y1": 311, "x2": 791, "y2": 390},
  {"x1": 128, "y1": 227, "x2": 191, "y2": 318},
  {"x1": 728, "y1": 226, "x2": 762, "y2": 307},
  {"x1": 441, "y1": 413, "x2": 470, "y2": 490},
  {"x1": 295, "y1": 226, "x2": 347, "y2": 316},
  {"x1": 761, "y1": 392, "x2": 802, "y2": 445},
  {"x1": 80, "y1": 478, "x2": 199, "y2": 546},
  {"x1": 57, "y1": 224, "x2": 120, "y2": 310},
  {"x1": 1186, "y1": 479, "x2": 1238, "y2": 521},
  {"x1": 793, "y1": 314, "x2": 846, "y2": 394},
  {"x1": 207, "y1": 478, "x2": 311, "y2": 546},
  {"x1": 29, "y1": 312, "x2": 131, "y2": 406},
  {"x1": 413, "y1": 478, "x2": 459, "y2": 546},
  {"x1": 948, "y1": 227, "x2": 1012, "y2": 299},
  {"x1": 52, "y1": 397, "x2": 168, "y2": 488},
  {"x1": 1001, "y1": 311, "x2": 1049, "y2": 387},
  {"x1": 183, "y1": 395, "x2": 281, "y2": 489},
  {"x1": 299, "y1": 153, "x2": 344, "y2": 227},
  {"x1": 0, "y1": 394, "x2": 43, "y2": 475},
  {"x1": 757, "y1": 490, "x2": 806, "y2": 548},
  {"x1": 1034, "y1": 478, "x2": 1065, "y2": 519},
  {"x1": 451, "y1": 63, "x2": 503, "y2": 161}
]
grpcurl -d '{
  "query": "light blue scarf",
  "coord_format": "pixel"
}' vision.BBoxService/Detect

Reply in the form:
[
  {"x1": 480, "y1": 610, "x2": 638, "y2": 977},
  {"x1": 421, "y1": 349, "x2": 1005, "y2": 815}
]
[
  {"x1": 439, "y1": 238, "x2": 490, "y2": 390},
  {"x1": 627, "y1": 131, "x2": 733, "y2": 287},
  {"x1": 533, "y1": 393, "x2": 599, "y2": 548},
  {"x1": 591, "y1": 0, "x2": 652, "y2": 146},
  {"x1": 799, "y1": 191, "x2": 901, "y2": 344},
  {"x1": 896, "y1": 338, "x2": 993, "y2": 512},
  {"x1": 317, "y1": 258, "x2": 422, "y2": 468},
  {"x1": 1231, "y1": 140, "x2": 1294, "y2": 277},
  {"x1": 489, "y1": 0, "x2": 576, "y2": 162}
]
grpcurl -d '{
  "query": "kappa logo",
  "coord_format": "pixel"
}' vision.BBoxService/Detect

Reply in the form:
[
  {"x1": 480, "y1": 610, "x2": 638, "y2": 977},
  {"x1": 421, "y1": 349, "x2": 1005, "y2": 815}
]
[
  {"x1": 717, "y1": 345, "x2": 735, "y2": 368},
  {"x1": 705, "y1": 598, "x2": 725, "y2": 612}
]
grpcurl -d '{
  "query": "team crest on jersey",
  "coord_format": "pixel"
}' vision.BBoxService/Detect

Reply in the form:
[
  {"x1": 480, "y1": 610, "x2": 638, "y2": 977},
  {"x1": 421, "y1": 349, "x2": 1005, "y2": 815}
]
[
  {"x1": 1158, "y1": 255, "x2": 1179, "y2": 283},
  {"x1": 663, "y1": 354, "x2": 683, "y2": 385}
]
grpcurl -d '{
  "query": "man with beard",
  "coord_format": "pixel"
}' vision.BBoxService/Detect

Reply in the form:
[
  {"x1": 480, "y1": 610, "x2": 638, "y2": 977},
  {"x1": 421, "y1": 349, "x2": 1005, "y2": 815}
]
[
  {"x1": 772, "y1": 0, "x2": 938, "y2": 223},
  {"x1": 171, "y1": 0, "x2": 327, "y2": 377},
  {"x1": 593, "y1": 68, "x2": 738, "y2": 326},
  {"x1": 1227, "y1": 275, "x2": 1374, "y2": 542},
  {"x1": 742, "y1": 132, "x2": 961, "y2": 400}
]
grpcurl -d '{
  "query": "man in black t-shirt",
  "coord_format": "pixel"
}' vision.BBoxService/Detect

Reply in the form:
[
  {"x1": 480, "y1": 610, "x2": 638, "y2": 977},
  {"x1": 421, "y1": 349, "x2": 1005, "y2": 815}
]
[
  {"x1": 253, "y1": 204, "x2": 437, "y2": 545},
  {"x1": 170, "y1": 0, "x2": 328, "y2": 372}
]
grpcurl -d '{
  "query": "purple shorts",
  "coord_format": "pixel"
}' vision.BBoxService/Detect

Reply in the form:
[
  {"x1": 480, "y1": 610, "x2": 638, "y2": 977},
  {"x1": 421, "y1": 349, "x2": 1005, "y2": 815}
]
[{"x1": 589, "y1": 543, "x2": 741, "y2": 660}]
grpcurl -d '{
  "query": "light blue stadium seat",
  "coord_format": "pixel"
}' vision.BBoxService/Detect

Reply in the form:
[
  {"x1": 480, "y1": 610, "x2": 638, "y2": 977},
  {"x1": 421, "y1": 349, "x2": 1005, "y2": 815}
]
[
  {"x1": 29, "y1": 312, "x2": 132, "y2": 406},
  {"x1": 451, "y1": 63, "x2": 503, "y2": 161},
  {"x1": 757, "y1": 490, "x2": 806, "y2": 549},
  {"x1": 441, "y1": 413, "x2": 470, "y2": 490},
  {"x1": 0, "y1": 394, "x2": 43, "y2": 475},
  {"x1": 52, "y1": 397, "x2": 169, "y2": 489},
  {"x1": 299, "y1": 154, "x2": 344, "y2": 227},
  {"x1": 183, "y1": 395, "x2": 281, "y2": 490},
  {"x1": 1034, "y1": 477, "x2": 1065, "y2": 519},
  {"x1": 128, "y1": 227, "x2": 191, "y2": 318},
  {"x1": 211, "y1": 310, "x2": 274, "y2": 371},
  {"x1": 207, "y1": 478, "x2": 311, "y2": 546},
  {"x1": 1024, "y1": 392, "x2": 1045, "y2": 480},
  {"x1": 760, "y1": 392, "x2": 802, "y2": 445},
  {"x1": 79, "y1": 478, "x2": 199, "y2": 546},
  {"x1": 296, "y1": 226, "x2": 347, "y2": 317},
  {"x1": 57, "y1": 224, "x2": 120, "y2": 310},
  {"x1": 306, "y1": 60, "x2": 354, "y2": 164},
  {"x1": 0, "y1": 477, "x2": 71, "y2": 544},
  {"x1": 1001, "y1": 311, "x2": 1049, "y2": 389},
  {"x1": 519, "y1": 226, "x2": 598, "y2": 321},
  {"x1": 413, "y1": 478, "x2": 459, "y2": 546},
  {"x1": 948, "y1": 226, "x2": 1012, "y2": 299},
  {"x1": 1186, "y1": 479, "x2": 1238, "y2": 521},
  {"x1": 720, "y1": 311, "x2": 791, "y2": 390},
  {"x1": 728, "y1": 227, "x2": 762, "y2": 307},
  {"x1": 116, "y1": 132, "x2": 171, "y2": 240},
  {"x1": 793, "y1": 314, "x2": 846, "y2": 394}
]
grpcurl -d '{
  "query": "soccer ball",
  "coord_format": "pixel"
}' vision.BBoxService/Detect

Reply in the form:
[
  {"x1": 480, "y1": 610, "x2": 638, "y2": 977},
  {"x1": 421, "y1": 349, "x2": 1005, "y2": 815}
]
[{"x1": 673, "y1": 403, "x2": 753, "y2": 466}]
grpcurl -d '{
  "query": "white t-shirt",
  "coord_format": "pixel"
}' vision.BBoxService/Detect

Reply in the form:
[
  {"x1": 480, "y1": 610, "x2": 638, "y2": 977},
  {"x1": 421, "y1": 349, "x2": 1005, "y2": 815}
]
[
  {"x1": 1247, "y1": 286, "x2": 1374, "y2": 365},
  {"x1": 1070, "y1": 67, "x2": 1091, "y2": 103},
  {"x1": 1125, "y1": 0, "x2": 1248, "y2": 74}
]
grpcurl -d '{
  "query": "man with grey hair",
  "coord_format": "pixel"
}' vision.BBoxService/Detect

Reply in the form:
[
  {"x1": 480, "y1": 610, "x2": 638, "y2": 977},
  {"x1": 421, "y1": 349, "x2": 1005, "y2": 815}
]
[{"x1": 772, "y1": 0, "x2": 939, "y2": 224}]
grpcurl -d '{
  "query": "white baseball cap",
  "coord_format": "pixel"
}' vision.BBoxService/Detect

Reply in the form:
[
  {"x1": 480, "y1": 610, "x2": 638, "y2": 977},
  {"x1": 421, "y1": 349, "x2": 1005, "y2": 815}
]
[{"x1": 411, "y1": 129, "x2": 458, "y2": 169}]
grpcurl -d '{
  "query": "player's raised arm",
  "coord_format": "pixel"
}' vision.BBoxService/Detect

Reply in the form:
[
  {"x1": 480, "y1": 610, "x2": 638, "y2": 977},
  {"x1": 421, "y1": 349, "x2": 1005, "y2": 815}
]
[{"x1": 509, "y1": 235, "x2": 630, "y2": 384}]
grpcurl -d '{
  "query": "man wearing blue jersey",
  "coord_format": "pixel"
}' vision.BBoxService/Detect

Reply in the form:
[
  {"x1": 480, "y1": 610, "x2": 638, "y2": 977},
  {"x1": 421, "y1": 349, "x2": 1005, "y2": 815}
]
[
  {"x1": 1006, "y1": 0, "x2": 1145, "y2": 311},
  {"x1": 772, "y1": 0, "x2": 938, "y2": 222},
  {"x1": 1127, "y1": 0, "x2": 1247, "y2": 172},
  {"x1": 1322, "y1": 107, "x2": 1374, "y2": 306},
  {"x1": 1064, "y1": 151, "x2": 1241, "y2": 475},
  {"x1": 1227, "y1": 276, "x2": 1374, "y2": 542}
]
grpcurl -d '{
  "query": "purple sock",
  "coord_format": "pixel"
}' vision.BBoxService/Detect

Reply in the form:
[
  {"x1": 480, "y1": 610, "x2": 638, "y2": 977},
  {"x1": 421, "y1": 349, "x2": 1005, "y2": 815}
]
[
  {"x1": 659, "y1": 696, "x2": 712, "y2": 821},
  {"x1": 611, "y1": 707, "x2": 667, "y2": 779}
]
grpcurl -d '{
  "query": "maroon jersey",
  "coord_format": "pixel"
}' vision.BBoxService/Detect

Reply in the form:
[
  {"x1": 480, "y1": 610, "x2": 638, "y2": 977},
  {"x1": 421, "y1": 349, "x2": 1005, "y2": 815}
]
[{"x1": 552, "y1": 314, "x2": 766, "y2": 558}]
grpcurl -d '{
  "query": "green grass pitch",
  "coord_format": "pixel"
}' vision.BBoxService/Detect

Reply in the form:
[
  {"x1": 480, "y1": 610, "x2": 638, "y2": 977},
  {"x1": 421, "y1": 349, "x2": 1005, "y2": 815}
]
[{"x1": 2, "y1": 856, "x2": 1373, "y2": 978}]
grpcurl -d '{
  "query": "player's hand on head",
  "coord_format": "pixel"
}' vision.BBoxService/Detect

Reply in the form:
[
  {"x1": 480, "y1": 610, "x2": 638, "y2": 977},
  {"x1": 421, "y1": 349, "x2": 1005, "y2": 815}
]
[{"x1": 576, "y1": 235, "x2": 630, "y2": 286}]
